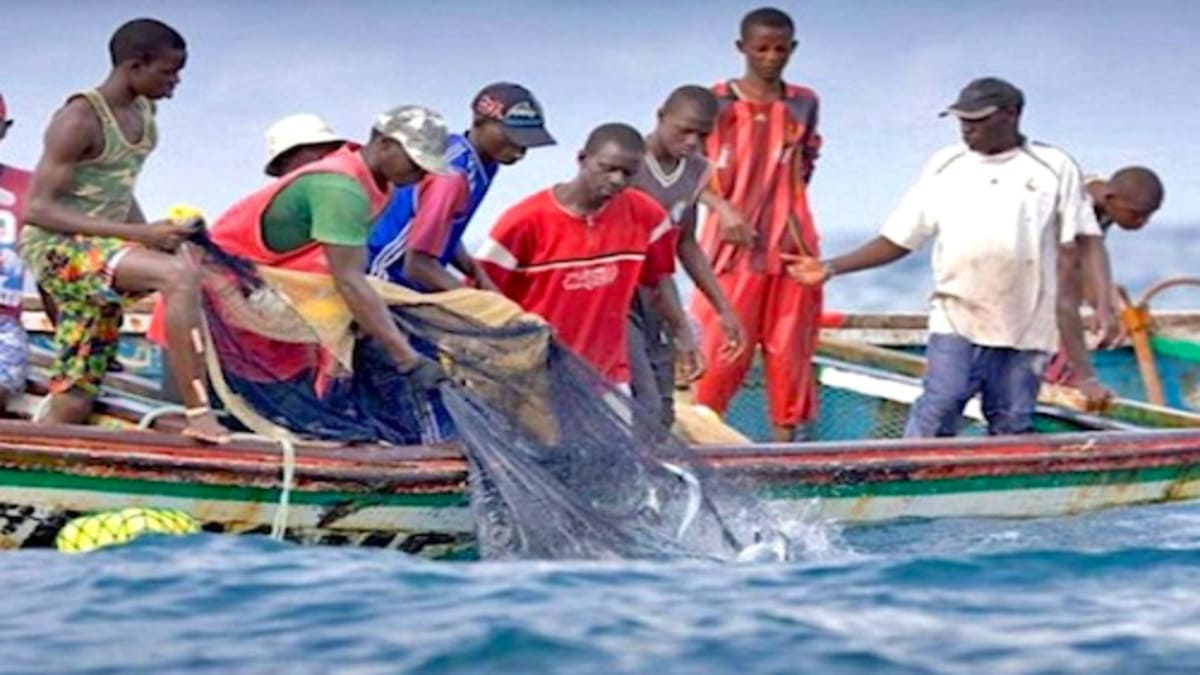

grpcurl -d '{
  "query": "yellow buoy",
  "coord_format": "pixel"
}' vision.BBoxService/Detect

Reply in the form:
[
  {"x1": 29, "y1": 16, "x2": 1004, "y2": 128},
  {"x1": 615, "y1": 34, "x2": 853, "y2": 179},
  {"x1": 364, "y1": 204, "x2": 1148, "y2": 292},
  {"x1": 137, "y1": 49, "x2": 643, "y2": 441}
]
[{"x1": 56, "y1": 507, "x2": 201, "y2": 554}]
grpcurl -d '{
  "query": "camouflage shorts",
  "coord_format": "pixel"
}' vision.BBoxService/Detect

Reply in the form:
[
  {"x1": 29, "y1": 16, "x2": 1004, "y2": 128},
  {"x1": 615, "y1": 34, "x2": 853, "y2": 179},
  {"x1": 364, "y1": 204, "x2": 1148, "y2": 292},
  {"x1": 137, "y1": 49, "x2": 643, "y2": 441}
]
[{"x1": 21, "y1": 231, "x2": 144, "y2": 395}]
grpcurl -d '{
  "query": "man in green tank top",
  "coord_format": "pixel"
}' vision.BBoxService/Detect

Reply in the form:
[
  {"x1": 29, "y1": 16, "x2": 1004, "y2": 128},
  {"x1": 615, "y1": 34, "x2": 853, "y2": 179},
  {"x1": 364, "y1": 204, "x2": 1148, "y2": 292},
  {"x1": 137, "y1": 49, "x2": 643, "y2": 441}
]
[{"x1": 21, "y1": 18, "x2": 229, "y2": 443}]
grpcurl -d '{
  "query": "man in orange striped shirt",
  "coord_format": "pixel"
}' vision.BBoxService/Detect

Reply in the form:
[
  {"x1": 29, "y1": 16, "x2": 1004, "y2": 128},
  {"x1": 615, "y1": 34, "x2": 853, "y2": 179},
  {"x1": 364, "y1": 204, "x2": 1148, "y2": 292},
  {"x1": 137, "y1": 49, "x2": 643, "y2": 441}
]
[{"x1": 690, "y1": 7, "x2": 823, "y2": 441}]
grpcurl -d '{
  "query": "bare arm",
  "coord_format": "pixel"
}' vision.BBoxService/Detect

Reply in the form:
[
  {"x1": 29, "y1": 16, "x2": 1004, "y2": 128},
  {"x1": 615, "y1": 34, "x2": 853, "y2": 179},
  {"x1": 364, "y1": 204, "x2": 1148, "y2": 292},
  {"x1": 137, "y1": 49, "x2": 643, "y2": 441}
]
[
  {"x1": 677, "y1": 213, "x2": 745, "y2": 359},
  {"x1": 678, "y1": 225, "x2": 732, "y2": 314},
  {"x1": 450, "y1": 243, "x2": 473, "y2": 277},
  {"x1": 324, "y1": 243, "x2": 420, "y2": 370},
  {"x1": 698, "y1": 188, "x2": 754, "y2": 247},
  {"x1": 1077, "y1": 235, "x2": 1119, "y2": 347},
  {"x1": 403, "y1": 250, "x2": 462, "y2": 292},
  {"x1": 24, "y1": 101, "x2": 189, "y2": 251},
  {"x1": 452, "y1": 242, "x2": 498, "y2": 291},
  {"x1": 646, "y1": 276, "x2": 703, "y2": 380},
  {"x1": 697, "y1": 189, "x2": 722, "y2": 210},
  {"x1": 1056, "y1": 244, "x2": 1097, "y2": 380},
  {"x1": 647, "y1": 276, "x2": 690, "y2": 345},
  {"x1": 781, "y1": 236, "x2": 911, "y2": 285},
  {"x1": 799, "y1": 97, "x2": 820, "y2": 185},
  {"x1": 825, "y1": 236, "x2": 910, "y2": 276}
]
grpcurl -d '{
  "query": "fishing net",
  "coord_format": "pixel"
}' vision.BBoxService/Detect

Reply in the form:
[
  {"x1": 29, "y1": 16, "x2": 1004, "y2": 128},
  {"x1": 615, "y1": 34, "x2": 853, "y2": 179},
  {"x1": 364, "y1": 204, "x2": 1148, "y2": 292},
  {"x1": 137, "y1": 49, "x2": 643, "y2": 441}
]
[{"x1": 188, "y1": 235, "x2": 788, "y2": 562}]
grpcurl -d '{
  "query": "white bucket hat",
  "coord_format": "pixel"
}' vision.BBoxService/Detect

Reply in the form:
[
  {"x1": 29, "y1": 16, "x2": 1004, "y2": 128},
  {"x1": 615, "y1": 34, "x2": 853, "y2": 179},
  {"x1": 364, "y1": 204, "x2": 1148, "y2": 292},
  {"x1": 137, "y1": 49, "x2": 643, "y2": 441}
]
[{"x1": 264, "y1": 113, "x2": 346, "y2": 175}]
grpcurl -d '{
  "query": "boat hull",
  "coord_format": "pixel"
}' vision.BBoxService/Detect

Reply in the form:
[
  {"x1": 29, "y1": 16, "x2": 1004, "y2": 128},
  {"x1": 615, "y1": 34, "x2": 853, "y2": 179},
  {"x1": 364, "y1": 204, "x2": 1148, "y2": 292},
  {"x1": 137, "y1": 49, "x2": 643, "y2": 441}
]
[{"x1": 6, "y1": 422, "x2": 1200, "y2": 556}]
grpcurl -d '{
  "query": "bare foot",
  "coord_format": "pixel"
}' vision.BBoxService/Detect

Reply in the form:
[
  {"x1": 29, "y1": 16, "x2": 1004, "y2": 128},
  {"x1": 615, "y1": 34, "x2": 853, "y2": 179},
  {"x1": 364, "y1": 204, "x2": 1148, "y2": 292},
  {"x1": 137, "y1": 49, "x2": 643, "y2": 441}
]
[{"x1": 182, "y1": 410, "x2": 232, "y2": 445}]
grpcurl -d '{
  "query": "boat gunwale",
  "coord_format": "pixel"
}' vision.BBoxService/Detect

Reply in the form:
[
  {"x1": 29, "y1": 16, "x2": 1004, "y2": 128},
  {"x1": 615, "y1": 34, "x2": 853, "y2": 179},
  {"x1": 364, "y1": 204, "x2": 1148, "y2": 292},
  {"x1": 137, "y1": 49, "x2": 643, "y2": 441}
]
[{"x1": 7, "y1": 421, "x2": 1200, "y2": 494}]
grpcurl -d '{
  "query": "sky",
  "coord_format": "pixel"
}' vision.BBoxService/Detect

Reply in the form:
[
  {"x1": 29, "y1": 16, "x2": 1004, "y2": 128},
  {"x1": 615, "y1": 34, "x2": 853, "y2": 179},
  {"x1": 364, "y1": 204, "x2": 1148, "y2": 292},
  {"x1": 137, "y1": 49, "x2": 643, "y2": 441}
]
[{"x1": 2, "y1": 0, "x2": 1198, "y2": 307}]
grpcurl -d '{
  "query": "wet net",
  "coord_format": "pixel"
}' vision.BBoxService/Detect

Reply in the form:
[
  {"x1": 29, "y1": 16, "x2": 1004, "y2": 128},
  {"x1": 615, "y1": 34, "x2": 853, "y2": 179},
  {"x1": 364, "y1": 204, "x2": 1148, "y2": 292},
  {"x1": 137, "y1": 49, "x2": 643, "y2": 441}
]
[{"x1": 189, "y1": 235, "x2": 788, "y2": 562}]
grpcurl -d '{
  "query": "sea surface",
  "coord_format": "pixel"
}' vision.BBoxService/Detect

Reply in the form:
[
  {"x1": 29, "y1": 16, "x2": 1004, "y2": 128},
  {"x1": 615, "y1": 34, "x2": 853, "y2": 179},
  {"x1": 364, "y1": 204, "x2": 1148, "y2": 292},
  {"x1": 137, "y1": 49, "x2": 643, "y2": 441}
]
[
  {"x1": 6, "y1": 501, "x2": 1200, "y2": 675},
  {"x1": 5, "y1": 227, "x2": 1200, "y2": 675}
]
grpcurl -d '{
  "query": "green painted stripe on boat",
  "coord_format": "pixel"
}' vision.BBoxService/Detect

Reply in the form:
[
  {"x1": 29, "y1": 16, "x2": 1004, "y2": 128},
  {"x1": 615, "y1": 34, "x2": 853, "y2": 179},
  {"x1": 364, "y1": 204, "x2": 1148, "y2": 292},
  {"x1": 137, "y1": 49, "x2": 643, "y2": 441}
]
[
  {"x1": 0, "y1": 468, "x2": 468, "y2": 508},
  {"x1": 761, "y1": 464, "x2": 1200, "y2": 500},
  {"x1": 1152, "y1": 335, "x2": 1200, "y2": 363}
]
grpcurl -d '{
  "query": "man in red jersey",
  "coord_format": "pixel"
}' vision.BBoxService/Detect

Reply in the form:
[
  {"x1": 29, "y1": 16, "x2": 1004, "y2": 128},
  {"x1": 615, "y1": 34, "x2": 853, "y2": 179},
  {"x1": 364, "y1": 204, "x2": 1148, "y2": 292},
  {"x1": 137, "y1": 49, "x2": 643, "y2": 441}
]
[
  {"x1": 476, "y1": 123, "x2": 676, "y2": 392},
  {"x1": 690, "y1": 7, "x2": 824, "y2": 441},
  {"x1": 0, "y1": 93, "x2": 33, "y2": 413}
]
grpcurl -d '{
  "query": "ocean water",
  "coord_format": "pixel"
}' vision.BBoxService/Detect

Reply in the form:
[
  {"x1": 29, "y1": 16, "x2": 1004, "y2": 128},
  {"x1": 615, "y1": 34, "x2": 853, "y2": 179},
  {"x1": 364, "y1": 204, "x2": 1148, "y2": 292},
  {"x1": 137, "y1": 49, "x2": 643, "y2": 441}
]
[{"x1": 6, "y1": 500, "x2": 1200, "y2": 674}]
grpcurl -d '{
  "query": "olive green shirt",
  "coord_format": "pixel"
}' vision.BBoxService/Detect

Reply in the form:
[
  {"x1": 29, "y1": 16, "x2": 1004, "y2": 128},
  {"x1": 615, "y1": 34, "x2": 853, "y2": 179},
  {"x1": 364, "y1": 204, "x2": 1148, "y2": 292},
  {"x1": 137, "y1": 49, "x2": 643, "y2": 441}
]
[{"x1": 261, "y1": 173, "x2": 372, "y2": 253}]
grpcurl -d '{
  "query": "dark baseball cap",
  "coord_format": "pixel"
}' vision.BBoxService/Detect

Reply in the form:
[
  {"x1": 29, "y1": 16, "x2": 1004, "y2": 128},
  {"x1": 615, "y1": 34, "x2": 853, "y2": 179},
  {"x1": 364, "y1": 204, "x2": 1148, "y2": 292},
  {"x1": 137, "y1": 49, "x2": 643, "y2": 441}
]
[
  {"x1": 472, "y1": 82, "x2": 556, "y2": 148},
  {"x1": 939, "y1": 77, "x2": 1024, "y2": 120}
]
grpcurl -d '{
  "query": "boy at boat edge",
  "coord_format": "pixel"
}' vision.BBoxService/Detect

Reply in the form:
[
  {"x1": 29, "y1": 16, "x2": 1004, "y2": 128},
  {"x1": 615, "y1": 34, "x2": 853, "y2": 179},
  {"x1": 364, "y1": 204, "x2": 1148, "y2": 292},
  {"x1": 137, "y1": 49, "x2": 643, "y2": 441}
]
[
  {"x1": 19, "y1": 19, "x2": 230, "y2": 443},
  {"x1": 1051, "y1": 167, "x2": 1165, "y2": 408}
]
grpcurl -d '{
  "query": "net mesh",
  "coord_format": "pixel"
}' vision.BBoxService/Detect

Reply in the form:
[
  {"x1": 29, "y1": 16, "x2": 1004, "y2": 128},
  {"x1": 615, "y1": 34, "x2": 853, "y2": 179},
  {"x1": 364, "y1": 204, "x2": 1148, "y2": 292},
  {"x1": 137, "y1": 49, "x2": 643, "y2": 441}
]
[{"x1": 187, "y1": 235, "x2": 788, "y2": 562}]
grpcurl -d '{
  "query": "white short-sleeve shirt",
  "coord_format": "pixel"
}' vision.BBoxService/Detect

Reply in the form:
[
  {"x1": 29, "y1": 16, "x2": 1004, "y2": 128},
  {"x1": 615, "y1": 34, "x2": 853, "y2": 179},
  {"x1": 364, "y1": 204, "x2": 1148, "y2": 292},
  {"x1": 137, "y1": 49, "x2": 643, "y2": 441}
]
[{"x1": 880, "y1": 141, "x2": 1101, "y2": 352}]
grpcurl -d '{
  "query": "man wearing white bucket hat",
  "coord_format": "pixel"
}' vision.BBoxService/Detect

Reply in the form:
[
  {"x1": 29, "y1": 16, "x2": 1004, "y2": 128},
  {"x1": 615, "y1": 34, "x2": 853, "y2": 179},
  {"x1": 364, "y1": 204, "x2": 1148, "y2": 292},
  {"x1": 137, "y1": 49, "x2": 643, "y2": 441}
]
[
  {"x1": 194, "y1": 106, "x2": 453, "y2": 385},
  {"x1": 263, "y1": 113, "x2": 347, "y2": 178}
]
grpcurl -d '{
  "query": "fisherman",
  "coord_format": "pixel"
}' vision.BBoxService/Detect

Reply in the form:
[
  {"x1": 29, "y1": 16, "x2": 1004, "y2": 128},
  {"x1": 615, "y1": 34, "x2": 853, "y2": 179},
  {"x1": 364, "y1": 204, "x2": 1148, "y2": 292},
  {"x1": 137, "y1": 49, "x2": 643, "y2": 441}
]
[
  {"x1": 628, "y1": 85, "x2": 746, "y2": 433},
  {"x1": 784, "y1": 77, "x2": 1119, "y2": 437},
  {"x1": 1052, "y1": 167, "x2": 1165, "y2": 406},
  {"x1": 263, "y1": 113, "x2": 346, "y2": 178},
  {"x1": 367, "y1": 83, "x2": 555, "y2": 292},
  {"x1": 690, "y1": 7, "x2": 825, "y2": 442},
  {"x1": 205, "y1": 106, "x2": 452, "y2": 392},
  {"x1": 20, "y1": 19, "x2": 229, "y2": 442},
  {"x1": 0, "y1": 92, "x2": 32, "y2": 415},
  {"x1": 476, "y1": 123, "x2": 676, "y2": 393}
]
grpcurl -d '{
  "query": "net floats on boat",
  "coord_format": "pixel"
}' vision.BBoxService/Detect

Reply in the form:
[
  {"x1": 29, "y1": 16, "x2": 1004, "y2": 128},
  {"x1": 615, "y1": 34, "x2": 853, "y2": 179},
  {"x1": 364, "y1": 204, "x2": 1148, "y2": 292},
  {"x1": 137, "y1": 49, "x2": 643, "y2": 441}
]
[{"x1": 55, "y1": 507, "x2": 200, "y2": 553}]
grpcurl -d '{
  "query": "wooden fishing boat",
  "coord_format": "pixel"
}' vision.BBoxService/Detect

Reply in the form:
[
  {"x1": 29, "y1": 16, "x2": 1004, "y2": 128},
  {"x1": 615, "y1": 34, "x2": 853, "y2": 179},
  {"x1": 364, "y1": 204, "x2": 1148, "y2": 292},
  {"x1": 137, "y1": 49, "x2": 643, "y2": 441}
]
[
  {"x1": 6, "y1": 328, "x2": 1200, "y2": 557},
  {"x1": 817, "y1": 310, "x2": 1200, "y2": 412}
]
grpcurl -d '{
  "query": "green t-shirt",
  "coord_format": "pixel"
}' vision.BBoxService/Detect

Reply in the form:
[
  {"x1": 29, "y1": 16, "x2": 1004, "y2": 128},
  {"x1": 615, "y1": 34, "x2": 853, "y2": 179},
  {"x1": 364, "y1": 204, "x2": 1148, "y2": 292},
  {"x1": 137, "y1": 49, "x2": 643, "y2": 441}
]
[{"x1": 261, "y1": 173, "x2": 372, "y2": 253}]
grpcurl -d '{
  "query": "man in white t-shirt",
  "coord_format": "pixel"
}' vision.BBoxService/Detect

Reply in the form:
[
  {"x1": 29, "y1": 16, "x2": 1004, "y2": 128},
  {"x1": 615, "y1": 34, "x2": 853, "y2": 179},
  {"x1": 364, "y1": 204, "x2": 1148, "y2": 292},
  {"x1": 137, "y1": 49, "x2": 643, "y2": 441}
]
[{"x1": 784, "y1": 77, "x2": 1118, "y2": 437}]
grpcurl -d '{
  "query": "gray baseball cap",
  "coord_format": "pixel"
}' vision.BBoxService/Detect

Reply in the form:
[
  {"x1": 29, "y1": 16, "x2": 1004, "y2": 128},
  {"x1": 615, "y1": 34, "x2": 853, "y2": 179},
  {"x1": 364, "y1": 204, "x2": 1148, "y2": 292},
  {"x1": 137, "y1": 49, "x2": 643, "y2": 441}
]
[
  {"x1": 940, "y1": 77, "x2": 1024, "y2": 120},
  {"x1": 373, "y1": 105, "x2": 453, "y2": 175}
]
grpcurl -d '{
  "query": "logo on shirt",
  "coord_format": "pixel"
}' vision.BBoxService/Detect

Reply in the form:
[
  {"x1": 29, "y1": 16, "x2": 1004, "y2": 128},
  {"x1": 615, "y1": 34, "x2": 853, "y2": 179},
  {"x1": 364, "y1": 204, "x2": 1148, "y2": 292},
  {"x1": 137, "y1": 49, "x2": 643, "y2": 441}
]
[
  {"x1": 562, "y1": 264, "x2": 618, "y2": 291},
  {"x1": 670, "y1": 200, "x2": 687, "y2": 224},
  {"x1": 0, "y1": 188, "x2": 15, "y2": 208}
]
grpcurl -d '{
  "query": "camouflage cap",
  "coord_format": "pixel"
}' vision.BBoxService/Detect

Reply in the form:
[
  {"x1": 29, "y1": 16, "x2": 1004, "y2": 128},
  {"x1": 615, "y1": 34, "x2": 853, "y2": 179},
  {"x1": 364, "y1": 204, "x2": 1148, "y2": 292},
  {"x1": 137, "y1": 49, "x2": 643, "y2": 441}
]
[{"x1": 373, "y1": 105, "x2": 452, "y2": 175}]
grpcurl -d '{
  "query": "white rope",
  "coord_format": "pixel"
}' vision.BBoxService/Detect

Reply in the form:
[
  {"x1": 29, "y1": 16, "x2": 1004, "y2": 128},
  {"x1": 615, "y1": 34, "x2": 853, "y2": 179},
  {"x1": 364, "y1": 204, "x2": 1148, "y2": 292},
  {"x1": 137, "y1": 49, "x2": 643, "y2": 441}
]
[
  {"x1": 270, "y1": 436, "x2": 296, "y2": 541},
  {"x1": 31, "y1": 395, "x2": 52, "y2": 423},
  {"x1": 136, "y1": 404, "x2": 189, "y2": 429},
  {"x1": 229, "y1": 432, "x2": 297, "y2": 542}
]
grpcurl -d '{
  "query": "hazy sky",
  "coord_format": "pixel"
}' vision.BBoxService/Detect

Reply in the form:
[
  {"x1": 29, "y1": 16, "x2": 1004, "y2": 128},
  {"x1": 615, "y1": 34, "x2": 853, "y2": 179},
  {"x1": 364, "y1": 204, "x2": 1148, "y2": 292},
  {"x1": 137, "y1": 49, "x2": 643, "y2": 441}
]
[{"x1": 2, "y1": 0, "x2": 1197, "y2": 254}]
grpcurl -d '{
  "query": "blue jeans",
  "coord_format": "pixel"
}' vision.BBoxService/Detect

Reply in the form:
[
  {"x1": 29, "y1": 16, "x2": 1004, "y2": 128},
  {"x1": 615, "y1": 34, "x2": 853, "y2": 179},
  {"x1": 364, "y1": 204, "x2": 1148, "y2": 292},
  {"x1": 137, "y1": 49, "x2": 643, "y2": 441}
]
[{"x1": 905, "y1": 333, "x2": 1048, "y2": 438}]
